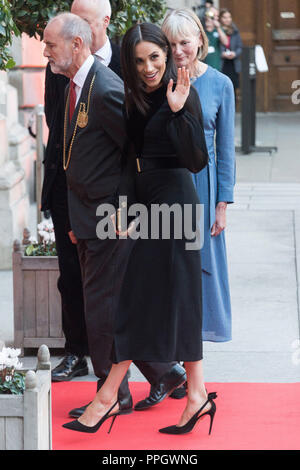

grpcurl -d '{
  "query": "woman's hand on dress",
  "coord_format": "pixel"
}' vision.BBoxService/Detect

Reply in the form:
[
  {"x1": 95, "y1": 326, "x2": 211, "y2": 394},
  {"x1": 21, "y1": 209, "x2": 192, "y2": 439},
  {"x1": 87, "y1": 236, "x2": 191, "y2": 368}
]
[
  {"x1": 166, "y1": 67, "x2": 190, "y2": 113},
  {"x1": 211, "y1": 202, "x2": 227, "y2": 237},
  {"x1": 110, "y1": 212, "x2": 139, "y2": 238}
]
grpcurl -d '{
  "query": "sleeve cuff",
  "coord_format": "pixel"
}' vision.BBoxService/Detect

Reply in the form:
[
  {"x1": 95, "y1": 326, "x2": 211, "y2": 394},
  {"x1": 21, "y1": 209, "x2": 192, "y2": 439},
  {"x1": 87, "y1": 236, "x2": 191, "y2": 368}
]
[
  {"x1": 167, "y1": 104, "x2": 186, "y2": 119},
  {"x1": 172, "y1": 107, "x2": 186, "y2": 118},
  {"x1": 217, "y1": 191, "x2": 234, "y2": 204}
]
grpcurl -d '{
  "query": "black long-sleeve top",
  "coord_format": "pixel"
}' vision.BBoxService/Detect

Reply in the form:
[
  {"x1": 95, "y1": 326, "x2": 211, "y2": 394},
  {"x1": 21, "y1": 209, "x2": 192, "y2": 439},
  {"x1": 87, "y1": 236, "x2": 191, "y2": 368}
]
[{"x1": 124, "y1": 84, "x2": 208, "y2": 174}]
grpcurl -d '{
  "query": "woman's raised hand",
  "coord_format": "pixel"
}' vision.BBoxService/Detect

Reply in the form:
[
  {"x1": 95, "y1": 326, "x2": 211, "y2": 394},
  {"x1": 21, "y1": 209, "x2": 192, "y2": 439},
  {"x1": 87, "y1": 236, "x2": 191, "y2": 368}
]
[{"x1": 166, "y1": 67, "x2": 190, "y2": 113}]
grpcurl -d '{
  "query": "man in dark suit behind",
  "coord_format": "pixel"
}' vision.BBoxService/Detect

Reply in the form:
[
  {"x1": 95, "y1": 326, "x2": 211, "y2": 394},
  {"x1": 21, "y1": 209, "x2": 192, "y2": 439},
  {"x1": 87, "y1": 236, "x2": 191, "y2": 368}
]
[{"x1": 43, "y1": 1, "x2": 187, "y2": 417}]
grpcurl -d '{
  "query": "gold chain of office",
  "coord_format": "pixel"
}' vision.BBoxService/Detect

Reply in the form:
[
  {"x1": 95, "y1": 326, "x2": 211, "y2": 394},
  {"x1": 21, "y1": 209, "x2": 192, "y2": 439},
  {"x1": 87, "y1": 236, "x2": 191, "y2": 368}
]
[{"x1": 63, "y1": 74, "x2": 96, "y2": 171}]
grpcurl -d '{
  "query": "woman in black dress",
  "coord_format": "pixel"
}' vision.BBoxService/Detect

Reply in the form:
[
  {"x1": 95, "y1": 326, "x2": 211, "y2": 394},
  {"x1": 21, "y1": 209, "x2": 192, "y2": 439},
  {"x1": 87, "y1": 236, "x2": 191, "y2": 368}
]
[{"x1": 63, "y1": 23, "x2": 217, "y2": 436}]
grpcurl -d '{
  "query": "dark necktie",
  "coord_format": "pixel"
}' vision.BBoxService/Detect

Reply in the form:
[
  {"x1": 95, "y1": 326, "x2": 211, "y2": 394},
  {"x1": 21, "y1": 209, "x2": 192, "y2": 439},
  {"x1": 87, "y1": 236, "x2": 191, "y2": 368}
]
[{"x1": 69, "y1": 80, "x2": 76, "y2": 122}]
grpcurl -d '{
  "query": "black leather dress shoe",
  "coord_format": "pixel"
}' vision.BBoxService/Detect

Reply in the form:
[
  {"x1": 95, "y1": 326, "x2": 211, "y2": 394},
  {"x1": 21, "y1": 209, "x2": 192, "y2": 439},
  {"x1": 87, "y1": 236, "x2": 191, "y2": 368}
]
[
  {"x1": 68, "y1": 394, "x2": 133, "y2": 418},
  {"x1": 169, "y1": 382, "x2": 187, "y2": 399},
  {"x1": 51, "y1": 354, "x2": 89, "y2": 382},
  {"x1": 134, "y1": 364, "x2": 187, "y2": 411}
]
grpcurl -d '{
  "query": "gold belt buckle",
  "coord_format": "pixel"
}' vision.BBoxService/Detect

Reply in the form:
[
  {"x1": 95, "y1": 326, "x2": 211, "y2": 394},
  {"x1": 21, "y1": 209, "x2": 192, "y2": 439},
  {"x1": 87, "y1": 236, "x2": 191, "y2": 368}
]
[{"x1": 136, "y1": 158, "x2": 141, "y2": 173}]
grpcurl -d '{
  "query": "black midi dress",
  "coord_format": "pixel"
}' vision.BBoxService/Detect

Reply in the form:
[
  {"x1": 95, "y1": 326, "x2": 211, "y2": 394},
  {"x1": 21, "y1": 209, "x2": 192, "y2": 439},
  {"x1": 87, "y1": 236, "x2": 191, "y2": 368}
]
[{"x1": 113, "y1": 84, "x2": 208, "y2": 363}]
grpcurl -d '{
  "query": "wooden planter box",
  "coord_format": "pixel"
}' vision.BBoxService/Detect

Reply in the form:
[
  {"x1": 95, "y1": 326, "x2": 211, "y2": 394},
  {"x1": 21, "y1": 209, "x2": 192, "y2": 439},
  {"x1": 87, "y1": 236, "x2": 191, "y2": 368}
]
[
  {"x1": 0, "y1": 345, "x2": 52, "y2": 450},
  {"x1": 13, "y1": 238, "x2": 64, "y2": 353}
]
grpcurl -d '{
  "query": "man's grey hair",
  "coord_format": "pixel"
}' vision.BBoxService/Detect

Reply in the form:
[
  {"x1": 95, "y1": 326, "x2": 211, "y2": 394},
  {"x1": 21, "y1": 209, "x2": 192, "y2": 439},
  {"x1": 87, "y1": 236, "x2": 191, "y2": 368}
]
[{"x1": 48, "y1": 12, "x2": 92, "y2": 47}]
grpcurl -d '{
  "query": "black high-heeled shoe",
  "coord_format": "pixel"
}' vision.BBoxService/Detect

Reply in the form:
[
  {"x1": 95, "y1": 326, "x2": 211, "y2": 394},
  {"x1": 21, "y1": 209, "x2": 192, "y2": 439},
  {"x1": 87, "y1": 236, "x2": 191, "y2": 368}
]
[
  {"x1": 62, "y1": 400, "x2": 122, "y2": 434},
  {"x1": 159, "y1": 392, "x2": 217, "y2": 435}
]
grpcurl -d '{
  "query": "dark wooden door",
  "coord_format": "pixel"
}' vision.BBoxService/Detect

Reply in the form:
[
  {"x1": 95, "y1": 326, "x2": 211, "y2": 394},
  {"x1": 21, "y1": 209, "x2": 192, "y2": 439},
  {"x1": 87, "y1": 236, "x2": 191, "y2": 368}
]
[
  {"x1": 220, "y1": 0, "x2": 300, "y2": 111},
  {"x1": 268, "y1": 0, "x2": 300, "y2": 111}
]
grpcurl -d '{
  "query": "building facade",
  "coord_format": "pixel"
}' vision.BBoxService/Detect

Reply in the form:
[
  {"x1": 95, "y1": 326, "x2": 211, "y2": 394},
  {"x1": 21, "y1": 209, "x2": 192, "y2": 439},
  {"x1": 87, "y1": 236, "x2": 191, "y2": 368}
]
[{"x1": 220, "y1": 0, "x2": 300, "y2": 111}]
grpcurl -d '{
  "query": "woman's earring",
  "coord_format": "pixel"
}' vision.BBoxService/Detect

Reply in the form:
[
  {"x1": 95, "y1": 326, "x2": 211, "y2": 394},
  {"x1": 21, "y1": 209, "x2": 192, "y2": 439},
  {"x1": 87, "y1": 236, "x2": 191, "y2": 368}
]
[{"x1": 197, "y1": 46, "x2": 203, "y2": 59}]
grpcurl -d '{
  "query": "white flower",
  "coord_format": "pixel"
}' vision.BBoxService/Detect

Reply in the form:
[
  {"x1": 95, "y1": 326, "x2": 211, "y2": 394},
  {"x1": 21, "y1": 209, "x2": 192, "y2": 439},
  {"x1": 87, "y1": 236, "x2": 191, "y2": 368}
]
[
  {"x1": 5, "y1": 357, "x2": 22, "y2": 369},
  {"x1": 37, "y1": 218, "x2": 55, "y2": 244},
  {"x1": 38, "y1": 229, "x2": 46, "y2": 238},
  {"x1": 4, "y1": 347, "x2": 21, "y2": 358},
  {"x1": 0, "y1": 347, "x2": 23, "y2": 369},
  {"x1": 37, "y1": 222, "x2": 45, "y2": 231},
  {"x1": 38, "y1": 219, "x2": 54, "y2": 231},
  {"x1": 0, "y1": 352, "x2": 6, "y2": 367},
  {"x1": 42, "y1": 232, "x2": 51, "y2": 243}
]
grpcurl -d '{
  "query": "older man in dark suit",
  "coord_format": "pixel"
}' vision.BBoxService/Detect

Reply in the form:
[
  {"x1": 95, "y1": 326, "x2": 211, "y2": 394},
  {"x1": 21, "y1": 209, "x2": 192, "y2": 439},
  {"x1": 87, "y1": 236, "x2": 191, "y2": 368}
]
[
  {"x1": 43, "y1": 8, "x2": 187, "y2": 416},
  {"x1": 42, "y1": 0, "x2": 123, "y2": 384}
]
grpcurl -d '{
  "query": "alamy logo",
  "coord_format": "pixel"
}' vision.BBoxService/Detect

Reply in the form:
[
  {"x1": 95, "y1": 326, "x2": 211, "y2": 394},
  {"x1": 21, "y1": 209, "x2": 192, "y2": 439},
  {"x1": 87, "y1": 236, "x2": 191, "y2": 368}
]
[
  {"x1": 95, "y1": 196, "x2": 204, "y2": 251},
  {"x1": 291, "y1": 80, "x2": 300, "y2": 105}
]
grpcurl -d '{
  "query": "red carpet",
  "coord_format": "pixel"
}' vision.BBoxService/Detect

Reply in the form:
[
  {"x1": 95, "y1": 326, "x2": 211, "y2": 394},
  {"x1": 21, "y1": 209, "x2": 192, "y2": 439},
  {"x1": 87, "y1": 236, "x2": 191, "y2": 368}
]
[{"x1": 52, "y1": 382, "x2": 300, "y2": 450}]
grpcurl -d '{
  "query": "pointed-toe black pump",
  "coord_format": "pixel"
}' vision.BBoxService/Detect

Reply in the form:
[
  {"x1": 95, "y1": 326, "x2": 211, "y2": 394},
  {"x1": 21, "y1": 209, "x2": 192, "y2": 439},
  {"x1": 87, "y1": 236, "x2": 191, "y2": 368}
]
[
  {"x1": 159, "y1": 392, "x2": 217, "y2": 435},
  {"x1": 62, "y1": 400, "x2": 121, "y2": 434}
]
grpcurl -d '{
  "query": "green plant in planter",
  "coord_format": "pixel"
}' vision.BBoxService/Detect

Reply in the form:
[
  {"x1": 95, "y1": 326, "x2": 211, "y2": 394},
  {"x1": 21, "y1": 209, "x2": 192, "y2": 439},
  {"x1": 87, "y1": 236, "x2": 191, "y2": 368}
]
[
  {"x1": 0, "y1": 347, "x2": 25, "y2": 395},
  {"x1": 24, "y1": 218, "x2": 57, "y2": 256},
  {"x1": 25, "y1": 242, "x2": 57, "y2": 257},
  {"x1": 0, "y1": 371, "x2": 25, "y2": 395}
]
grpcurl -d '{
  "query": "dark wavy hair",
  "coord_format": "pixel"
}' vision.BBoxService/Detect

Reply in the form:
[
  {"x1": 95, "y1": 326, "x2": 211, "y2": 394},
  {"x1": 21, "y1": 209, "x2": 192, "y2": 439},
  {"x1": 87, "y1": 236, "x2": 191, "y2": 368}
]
[{"x1": 121, "y1": 22, "x2": 177, "y2": 115}]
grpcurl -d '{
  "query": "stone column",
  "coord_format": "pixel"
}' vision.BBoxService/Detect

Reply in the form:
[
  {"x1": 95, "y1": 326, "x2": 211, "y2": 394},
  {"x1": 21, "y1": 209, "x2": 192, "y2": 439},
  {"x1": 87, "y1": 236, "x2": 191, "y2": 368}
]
[
  {"x1": 8, "y1": 34, "x2": 47, "y2": 203},
  {"x1": 0, "y1": 34, "x2": 47, "y2": 269},
  {"x1": 0, "y1": 71, "x2": 31, "y2": 269}
]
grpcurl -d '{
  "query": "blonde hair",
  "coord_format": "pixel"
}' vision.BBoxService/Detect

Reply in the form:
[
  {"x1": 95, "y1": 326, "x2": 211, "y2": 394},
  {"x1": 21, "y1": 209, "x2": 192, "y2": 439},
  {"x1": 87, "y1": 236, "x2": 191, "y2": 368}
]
[{"x1": 162, "y1": 8, "x2": 209, "y2": 61}]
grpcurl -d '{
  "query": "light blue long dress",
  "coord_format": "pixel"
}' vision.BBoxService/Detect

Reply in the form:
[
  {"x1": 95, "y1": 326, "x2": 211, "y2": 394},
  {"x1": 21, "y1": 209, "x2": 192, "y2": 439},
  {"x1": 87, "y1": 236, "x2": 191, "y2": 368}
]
[{"x1": 192, "y1": 65, "x2": 235, "y2": 342}]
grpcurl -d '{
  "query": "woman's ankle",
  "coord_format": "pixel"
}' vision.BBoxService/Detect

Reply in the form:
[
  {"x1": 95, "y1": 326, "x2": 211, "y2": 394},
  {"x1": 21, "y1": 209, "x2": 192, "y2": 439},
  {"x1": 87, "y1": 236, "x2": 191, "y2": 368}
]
[
  {"x1": 94, "y1": 392, "x2": 118, "y2": 408},
  {"x1": 186, "y1": 390, "x2": 208, "y2": 406}
]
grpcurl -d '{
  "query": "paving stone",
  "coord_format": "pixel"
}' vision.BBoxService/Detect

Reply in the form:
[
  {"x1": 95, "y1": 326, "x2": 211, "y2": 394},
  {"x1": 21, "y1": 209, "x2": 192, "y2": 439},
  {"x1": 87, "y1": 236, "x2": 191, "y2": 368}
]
[
  {"x1": 227, "y1": 210, "x2": 293, "y2": 232},
  {"x1": 202, "y1": 352, "x2": 300, "y2": 383},
  {"x1": 227, "y1": 231, "x2": 295, "y2": 265}
]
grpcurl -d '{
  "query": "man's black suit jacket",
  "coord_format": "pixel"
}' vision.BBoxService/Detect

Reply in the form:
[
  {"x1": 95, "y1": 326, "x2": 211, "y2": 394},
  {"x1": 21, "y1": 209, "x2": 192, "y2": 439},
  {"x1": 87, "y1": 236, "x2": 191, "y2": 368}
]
[
  {"x1": 65, "y1": 58, "x2": 125, "y2": 239},
  {"x1": 41, "y1": 42, "x2": 122, "y2": 212}
]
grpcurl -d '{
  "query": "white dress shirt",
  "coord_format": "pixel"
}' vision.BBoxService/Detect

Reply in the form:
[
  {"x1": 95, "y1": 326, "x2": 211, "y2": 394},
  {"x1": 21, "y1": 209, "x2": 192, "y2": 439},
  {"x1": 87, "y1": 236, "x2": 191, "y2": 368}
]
[
  {"x1": 94, "y1": 36, "x2": 112, "y2": 67},
  {"x1": 72, "y1": 54, "x2": 95, "y2": 106}
]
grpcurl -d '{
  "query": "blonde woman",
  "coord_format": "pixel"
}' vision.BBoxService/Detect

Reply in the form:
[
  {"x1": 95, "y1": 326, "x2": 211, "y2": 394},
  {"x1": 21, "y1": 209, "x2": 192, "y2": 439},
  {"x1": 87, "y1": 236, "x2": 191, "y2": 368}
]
[{"x1": 162, "y1": 9, "x2": 235, "y2": 346}]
